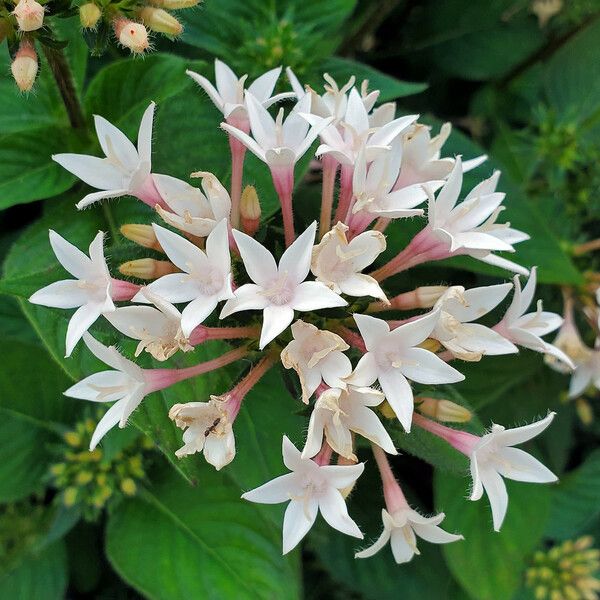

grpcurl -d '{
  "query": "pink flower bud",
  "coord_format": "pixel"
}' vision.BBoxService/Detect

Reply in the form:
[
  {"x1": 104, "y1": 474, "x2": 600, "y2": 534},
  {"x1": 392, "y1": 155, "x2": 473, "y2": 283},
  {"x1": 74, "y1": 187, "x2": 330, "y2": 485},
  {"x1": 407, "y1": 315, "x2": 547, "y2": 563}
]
[
  {"x1": 12, "y1": 0, "x2": 44, "y2": 31},
  {"x1": 11, "y1": 41, "x2": 38, "y2": 92},
  {"x1": 114, "y1": 18, "x2": 149, "y2": 54}
]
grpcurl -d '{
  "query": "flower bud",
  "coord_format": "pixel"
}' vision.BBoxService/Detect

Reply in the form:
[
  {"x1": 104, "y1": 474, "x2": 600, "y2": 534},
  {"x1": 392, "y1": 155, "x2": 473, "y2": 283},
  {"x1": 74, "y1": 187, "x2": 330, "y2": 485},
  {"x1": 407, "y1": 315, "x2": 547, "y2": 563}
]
[
  {"x1": 151, "y1": 0, "x2": 199, "y2": 8},
  {"x1": 575, "y1": 398, "x2": 593, "y2": 426},
  {"x1": 118, "y1": 258, "x2": 178, "y2": 280},
  {"x1": 79, "y1": 3, "x2": 102, "y2": 29},
  {"x1": 416, "y1": 397, "x2": 472, "y2": 423},
  {"x1": 138, "y1": 7, "x2": 182, "y2": 35},
  {"x1": 12, "y1": 0, "x2": 44, "y2": 31},
  {"x1": 368, "y1": 285, "x2": 448, "y2": 313},
  {"x1": 240, "y1": 185, "x2": 261, "y2": 236},
  {"x1": 418, "y1": 338, "x2": 441, "y2": 353},
  {"x1": 120, "y1": 224, "x2": 164, "y2": 252},
  {"x1": 114, "y1": 18, "x2": 149, "y2": 54},
  {"x1": 11, "y1": 41, "x2": 38, "y2": 93}
]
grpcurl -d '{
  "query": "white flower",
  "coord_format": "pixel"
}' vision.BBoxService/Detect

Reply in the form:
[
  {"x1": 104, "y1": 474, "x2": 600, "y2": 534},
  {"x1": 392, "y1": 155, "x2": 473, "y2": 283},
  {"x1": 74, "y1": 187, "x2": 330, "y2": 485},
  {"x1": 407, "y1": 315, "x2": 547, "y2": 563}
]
[
  {"x1": 355, "y1": 507, "x2": 462, "y2": 563},
  {"x1": 568, "y1": 348, "x2": 600, "y2": 398},
  {"x1": 105, "y1": 289, "x2": 192, "y2": 361},
  {"x1": 350, "y1": 141, "x2": 437, "y2": 222},
  {"x1": 346, "y1": 311, "x2": 464, "y2": 432},
  {"x1": 431, "y1": 283, "x2": 518, "y2": 361},
  {"x1": 220, "y1": 222, "x2": 346, "y2": 349},
  {"x1": 154, "y1": 172, "x2": 231, "y2": 237},
  {"x1": 468, "y1": 413, "x2": 558, "y2": 531},
  {"x1": 315, "y1": 88, "x2": 417, "y2": 166},
  {"x1": 29, "y1": 230, "x2": 114, "y2": 357},
  {"x1": 303, "y1": 386, "x2": 397, "y2": 460},
  {"x1": 64, "y1": 334, "x2": 149, "y2": 448},
  {"x1": 280, "y1": 320, "x2": 352, "y2": 404},
  {"x1": 221, "y1": 93, "x2": 332, "y2": 171},
  {"x1": 134, "y1": 219, "x2": 233, "y2": 336},
  {"x1": 311, "y1": 222, "x2": 388, "y2": 301},
  {"x1": 53, "y1": 103, "x2": 157, "y2": 210},
  {"x1": 395, "y1": 122, "x2": 486, "y2": 190},
  {"x1": 241, "y1": 436, "x2": 364, "y2": 554},
  {"x1": 427, "y1": 159, "x2": 530, "y2": 275},
  {"x1": 187, "y1": 60, "x2": 293, "y2": 126},
  {"x1": 494, "y1": 267, "x2": 574, "y2": 368},
  {"x1": 169, "y1": 398, "x2": 235, "y2": 470}
]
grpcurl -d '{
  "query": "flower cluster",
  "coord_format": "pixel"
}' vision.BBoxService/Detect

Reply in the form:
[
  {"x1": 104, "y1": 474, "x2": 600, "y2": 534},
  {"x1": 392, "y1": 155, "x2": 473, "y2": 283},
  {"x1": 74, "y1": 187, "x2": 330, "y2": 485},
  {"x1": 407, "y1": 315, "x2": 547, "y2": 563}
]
[
  {"x1": 31, "y1": 60, "x2": 570, "y2": 560},
  {"x1": 1, "y1": 0, "x2": 198, "y2": 92}
]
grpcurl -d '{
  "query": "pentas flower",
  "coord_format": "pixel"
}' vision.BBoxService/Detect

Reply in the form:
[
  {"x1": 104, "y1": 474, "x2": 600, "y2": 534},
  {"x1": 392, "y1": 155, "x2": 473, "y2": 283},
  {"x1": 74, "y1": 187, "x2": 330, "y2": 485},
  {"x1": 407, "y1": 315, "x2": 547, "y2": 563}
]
[
  {"x1": 154, "y1": 172, "x2": 231, "y2": 237},
  {"x1": 356, "y1": 445, "x2": 462, "y2": 563},
  {"x1": 53, "y1": 103, "x2": 166, "y2": 210},
  {"x1": 29, "y1": 230, "x2": 138, "y2": 357},
  {"x1": 241, "y1": 436, "x2": 364, "y2": 554},
  {"x1": 221, "y1": 222, "x2": 346, "y2": 349},
  {"x1": 346, "y1": 312, "x2": 464, "y2": 432},
  {"x1": 567, "y1": 347, "x2": 600, "y2": 399},
  {"x1": 394, "y1": 122, "x2": 486, "y2": 190},
  {"x1": 303, "y1": 386, "x2": 396, "y2": 460},
  {"x1": 431, "y1": 283, "x2": 518, "y2": 361},
  {"x1": 280, "y1": 320, "x2": 352, "y2": 404},
  {"x1": 414, "y1": 412, "x2": 558, "y2": 531},
  {"x1": 134, "y1": 219, "x2": 233, "y2": 336},
  {"x1": 494, "y1": 267, "x2": 573, "y2": 368},
  {"x1": 105, "y1": 289, "x2": 192, "y2": 361},
  {"x1": 311, "y1": 222, "x2": 388, "y2": 302},
  {"x1": 187, "y1": 60, "x2": 293, "y2": 129}
]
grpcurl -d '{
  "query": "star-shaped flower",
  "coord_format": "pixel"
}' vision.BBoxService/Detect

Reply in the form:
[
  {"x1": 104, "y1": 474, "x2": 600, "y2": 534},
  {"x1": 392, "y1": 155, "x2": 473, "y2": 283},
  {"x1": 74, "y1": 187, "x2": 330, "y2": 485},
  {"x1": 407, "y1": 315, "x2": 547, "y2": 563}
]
[
  {"x1": 431, "y1": 283, "x2": 518, "y2": 361},
  {"x1": 187, "y1": 59, "x2": 293, "y2": 127},
  {"x1": 303, "y1": 385, "x2": 397, "y2": 460},
  {"x1": 154, "y1": 172, "x2": 231, "y2": 237},
  {"x1": 53, "y1": 103, "x2": 161, "y2": 210},
  {"x1": 169, "y1": 398, "x2": 236, "y2": 470},
  {"x1": 280, "y1": 320, "x2": 352, "y2": 404},
  {"x1": 494, "y1": 267, "x2": 573, "y2": 368},
  {"x1": 220, "y1": 222, "x2": 346, "y2": 349},
  {"x1": 468, "y1": 413, "x2": 558, "y2": 531},
  {"x1": 64, "y1": 334, "x2": 150, "y2": 448},
  {"x1": 346, "y1": 312, "x2": 464, "y2": 431},
  {"x1": 355, "y1": 507, "x2": 462, "y2": 564},
  {"x1": 311, "y1": 222, "x2": 388, "y2": 301},
  {"x1": 29, "y1": 230, "x2": 114, "y2": 357},
  {"x1": 241, "y1": 436, "x2": 364, "y2": 554},
  {"x1": 134, "y1": 219, "x2": 233, "y2": 336}
]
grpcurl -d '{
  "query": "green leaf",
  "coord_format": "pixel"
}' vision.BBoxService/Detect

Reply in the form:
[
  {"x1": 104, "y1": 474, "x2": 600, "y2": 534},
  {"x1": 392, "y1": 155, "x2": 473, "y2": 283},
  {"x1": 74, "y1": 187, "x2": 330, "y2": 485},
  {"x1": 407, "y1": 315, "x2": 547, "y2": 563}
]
[
  {"x1": 0, "y1": 541, "x2": 68, "y2": 600},
  {"x1": 545, "y1": 449, "x2": 600, "y2": 540},
  {"x1": 318, "y1": 57, "x2": 427, "y2": 102},
  {"x1": 434, "y1": 471, "x2": 552, "y2": 600},
  {"x1": 543, "y1": 19, "x2": 600, "y2": 124},
  {"x1": 106, "y1": 464, "x2": 301, "y2": 600}
]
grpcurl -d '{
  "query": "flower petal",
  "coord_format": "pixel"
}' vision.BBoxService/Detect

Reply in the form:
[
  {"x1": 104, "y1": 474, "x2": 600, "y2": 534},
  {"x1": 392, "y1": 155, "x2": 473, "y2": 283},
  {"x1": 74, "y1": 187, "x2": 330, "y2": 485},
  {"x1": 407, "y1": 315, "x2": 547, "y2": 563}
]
[
  {"x1": 399, "y1": 347, "x2": 464, "y2": 384},
  {"x1": 318, "y1": 488, "x2": 363, "y2": 538},
  {"x1": 282, "y1": 498, "x2": 318, "y2": 554},
  {"x1": 232, "y1": 229, "x2": 278, "y2": 286},
  {"x1": 378, "y1": 369, "x2": 414, "y2": 432},
  {"x1": 260, "y1": 305, "x2": 295, "y2": 349},
  {"x1": 65, "y1": 304, "x2": 102, "y2": 357},
  {"x1": 291, "y1": 281, "x2": 346, "y2": 312},
  {"x1": 279, "y1": 221, "x2": 316, "y2": 284},
  {"x1": 90, "y1": 399, "x2": 126, "y2": 449},
  {"x1": 494, "y1": 447, "x2": 557, "y2": 484}
]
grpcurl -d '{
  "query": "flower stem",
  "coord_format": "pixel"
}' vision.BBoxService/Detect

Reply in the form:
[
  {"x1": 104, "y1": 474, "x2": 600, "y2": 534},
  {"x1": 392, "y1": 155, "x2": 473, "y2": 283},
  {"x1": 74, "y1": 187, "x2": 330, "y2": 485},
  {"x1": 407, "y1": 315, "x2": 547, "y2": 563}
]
[
  {"x1": 42, "y1": 45, "x2": 85, "y2": 129},
  {"x1": 319, "y1": 156, "x2": 338, "y2": 238},
  {"x1": 372, "y1": 444, "x2": 407, "y2": 513},
  {"x1": 229, "y1": 135, "x2": 247, "y2": 229},
  {"x1": 271, "y1": 166, "x2": 295, "y2": 246},
  {"x1": 412, "y1": 413, "x2": 477, "y2": 456},
  {"x1": 333, "y1": 164, "x2": 354, "y2": 224}
]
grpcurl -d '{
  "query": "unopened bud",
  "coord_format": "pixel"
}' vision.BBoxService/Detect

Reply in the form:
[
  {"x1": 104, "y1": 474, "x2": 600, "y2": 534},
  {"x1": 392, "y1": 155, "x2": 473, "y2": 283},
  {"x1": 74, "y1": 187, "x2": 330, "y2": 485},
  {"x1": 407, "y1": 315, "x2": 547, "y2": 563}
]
[
  {"x1": 79, "y1": 3, "x2": 102, "y2": 28},
  {"x1": 368, "y1": 285, "x2": 448, "y2": 313},
  {"x1": 240, "y1": 185, "x2": 261, "y2": 236},
  {"x1": 11, "y1": 41, "x2": 38, "y2": 92},
  {"x1": 575, "y1": 398, "x2": 593, "y2": 426},
  {"x1": 12, "y1": 0, "x2": 44, "y2": 31},
  {"x1": 379, "y1": 400, "x2": 396, "y2": 420},
  {"x1": 120, "y1": 224, "x2": 164, "y2": 252},
  {"x1": 151, "y1": 0, "x2": 199, "y2": 8},
  {"x1": 416, "y1": 397, "x2": 472, "y2": 423},
  {"x1": 119, "y1": 258, "x2": 178, "y2": 280},
  {"x1": 114, "y1": 18, "x2": 149, "y2": 53},
  {"x1": 138, "y1": 7, "x2": 182, "y2": 35}
]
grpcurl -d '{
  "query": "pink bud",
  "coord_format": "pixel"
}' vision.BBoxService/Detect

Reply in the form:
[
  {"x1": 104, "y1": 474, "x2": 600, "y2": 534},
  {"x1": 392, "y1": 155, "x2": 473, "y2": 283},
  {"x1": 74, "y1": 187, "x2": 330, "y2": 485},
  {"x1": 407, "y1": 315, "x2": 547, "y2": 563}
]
[
  {"x1": 11, "y1": 41, "x2": 38, "y2": 92},
  {"x1": 12, "y1": 0, "x2": 44, "y2": 31},
  {"x1": 114, "y1": 18, "x2": 149, "y2": 53}
]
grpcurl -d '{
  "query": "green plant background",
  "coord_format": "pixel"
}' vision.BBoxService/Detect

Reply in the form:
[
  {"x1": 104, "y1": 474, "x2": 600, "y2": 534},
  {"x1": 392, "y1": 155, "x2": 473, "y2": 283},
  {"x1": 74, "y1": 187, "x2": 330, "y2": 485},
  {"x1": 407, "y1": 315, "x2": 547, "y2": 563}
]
[{"x1": 1, "y1": 1, "x2": 599, "y2": 598}]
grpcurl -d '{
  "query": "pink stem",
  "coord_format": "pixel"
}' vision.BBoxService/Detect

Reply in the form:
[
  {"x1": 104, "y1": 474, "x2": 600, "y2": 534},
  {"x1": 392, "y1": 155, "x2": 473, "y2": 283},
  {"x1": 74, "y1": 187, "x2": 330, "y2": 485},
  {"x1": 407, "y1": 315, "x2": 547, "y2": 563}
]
[
  {"x1": 145, "y1": 345, "x2": 248, "y2": 393},
  {"x1": 270, "y1": 166, "x2": 295, "y2": 246},
  {"x1": 373, "y1": 217, "x2": 391, "y2": 233},
  {"x1": 319, "y1": 155, "x2": 338, "y2": 238},
  {"x1": 333, "y1": 164, "x2": 354, "y2": 224},
  {"x1": 412, "y1": 413, "x2": 478, "y2": 456},
  {"x1": 314, "y1": 441, "x2": 333, "y2": 466},
  {"x1": 229, "y1": 135, "x2": 247, "y2": 229},
  {"x1": 372, "y1": 444, "x2": 408, "y2": 514},
  {"x1": 111, "y1": 278, "x2": 141, "y2": 301},
  {"x1": 135, "y1": 175, "x2": 168, "y2": 210},
  {"x1": 335, "y1": 325, "x2": 366, "y2": 352},
  {"x1": 188, "y1": 324, "x2": 260, "y2": 346}
]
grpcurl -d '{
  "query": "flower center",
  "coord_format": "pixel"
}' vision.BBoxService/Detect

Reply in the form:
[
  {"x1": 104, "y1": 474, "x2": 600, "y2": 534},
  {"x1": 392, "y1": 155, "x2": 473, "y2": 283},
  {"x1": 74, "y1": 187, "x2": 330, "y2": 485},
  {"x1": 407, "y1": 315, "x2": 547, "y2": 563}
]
[{"x1": 262, "y1": 274, "x2": 294, "y2": 306}]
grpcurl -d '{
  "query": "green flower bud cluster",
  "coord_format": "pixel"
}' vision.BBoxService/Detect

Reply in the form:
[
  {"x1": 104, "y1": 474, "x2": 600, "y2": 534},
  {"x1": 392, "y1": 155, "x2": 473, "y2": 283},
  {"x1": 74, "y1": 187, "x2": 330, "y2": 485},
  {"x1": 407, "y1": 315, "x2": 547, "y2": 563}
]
[
  {"x1": 526, "y1": 536, "x2": 600, "y2": 600},
  {"x1": 48, "y1": 412, "x2": 154, "y2": 521}
]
